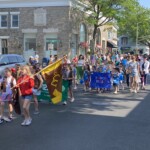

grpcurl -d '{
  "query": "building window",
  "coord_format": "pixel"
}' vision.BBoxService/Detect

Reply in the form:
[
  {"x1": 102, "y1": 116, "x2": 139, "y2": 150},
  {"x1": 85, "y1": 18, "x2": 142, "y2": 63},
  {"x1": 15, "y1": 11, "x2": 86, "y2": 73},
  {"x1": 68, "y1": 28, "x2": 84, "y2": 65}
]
[
  {"x1": 80, "y1": 24, "x2": 86, "y2": 42},
  {"x1": 0, "y1": 15, "x2": 8, "y2": 28},
  {"x1": 108, "y1": 31, "x2": 112, "y2": 40},
  {"x1": 46, "y1": 39, "x2": 58, "y2": 51},
  {"x1": 121, "y1": 37, "x2": 128, "y2": 46},
  {"x1": 11, "y1": 12, "x2": 19, "y2": 28},
  {"x1": 25, "y1": 38, "x2": 36, "y2": 51}
]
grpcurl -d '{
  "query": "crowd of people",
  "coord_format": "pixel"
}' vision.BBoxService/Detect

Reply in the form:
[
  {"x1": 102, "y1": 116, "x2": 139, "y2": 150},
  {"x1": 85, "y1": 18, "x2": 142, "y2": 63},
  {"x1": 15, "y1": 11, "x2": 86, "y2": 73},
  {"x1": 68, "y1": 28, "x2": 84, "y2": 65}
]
[
  {"x1": 0, "y1": 51, "x2": 150, "y2": 126},
  {"x1": 62, "y1": 52, "x2": 150, "y2": 95},
  {"x1": 0, "y1": 63, "x2": 43, "y2": 126}
]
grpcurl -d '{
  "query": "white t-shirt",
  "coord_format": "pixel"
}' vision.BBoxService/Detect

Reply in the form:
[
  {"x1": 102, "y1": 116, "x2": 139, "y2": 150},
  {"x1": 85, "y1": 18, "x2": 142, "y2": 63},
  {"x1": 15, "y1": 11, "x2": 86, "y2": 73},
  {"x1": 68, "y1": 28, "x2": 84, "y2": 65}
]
[
  {"x1": 1, "y1": 76, "x2": 16, "y2": 94},
  {"x1": 78, "y1": 60, "x2": 84, "y2": 66}
]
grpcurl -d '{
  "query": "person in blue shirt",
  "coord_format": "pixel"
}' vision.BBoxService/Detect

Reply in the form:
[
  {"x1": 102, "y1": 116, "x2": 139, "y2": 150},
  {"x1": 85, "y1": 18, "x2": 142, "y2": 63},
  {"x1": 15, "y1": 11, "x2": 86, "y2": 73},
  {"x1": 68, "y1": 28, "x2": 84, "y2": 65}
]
[
  {"x1": 122, "y1": 56, "x2": 127, "y2": 69},
  {"x1": 112, "y1": 68, "x2": 120, "y2": 94},
  {"x1": 72, "y1": 64, "x2": 77, "y2": 90},
  {"x1": 83, "y1": 64, "x2": 91, "y2": 91},
  {"x1": 119, "y1": 66, "x2": 125, "y2": 90}
]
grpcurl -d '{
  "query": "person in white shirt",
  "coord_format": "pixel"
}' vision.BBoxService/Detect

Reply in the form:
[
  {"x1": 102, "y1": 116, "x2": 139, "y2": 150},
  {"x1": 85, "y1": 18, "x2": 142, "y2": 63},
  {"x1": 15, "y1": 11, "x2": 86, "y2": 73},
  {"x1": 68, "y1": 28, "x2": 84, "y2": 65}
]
[
  {"x1": 140, "y1": 55, "x2": 150, "y2": 89},
  {"x1": 77, "y1": 55, "x2": 85, "y2": 82},
  {"x1": 35, "y1": 53, "x2": 39, "y2": 63},
  {"x1": 0, "y1": 68, "x2": 16, "y2": 124}
]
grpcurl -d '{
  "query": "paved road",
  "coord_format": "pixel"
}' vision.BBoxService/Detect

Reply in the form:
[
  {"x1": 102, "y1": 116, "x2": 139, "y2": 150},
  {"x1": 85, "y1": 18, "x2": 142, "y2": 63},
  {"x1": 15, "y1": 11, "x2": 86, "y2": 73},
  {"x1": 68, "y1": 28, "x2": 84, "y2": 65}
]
[{"x1": 0, "y1": 86, "x2": 150, "y2": 150}]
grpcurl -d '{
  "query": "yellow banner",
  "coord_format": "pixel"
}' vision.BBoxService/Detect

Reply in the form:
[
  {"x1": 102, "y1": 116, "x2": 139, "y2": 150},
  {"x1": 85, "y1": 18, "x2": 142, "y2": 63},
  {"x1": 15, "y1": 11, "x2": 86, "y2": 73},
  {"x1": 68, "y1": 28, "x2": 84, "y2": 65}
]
[{"x1": 41, "y1": 59, "x2": 63, "y2": 104}]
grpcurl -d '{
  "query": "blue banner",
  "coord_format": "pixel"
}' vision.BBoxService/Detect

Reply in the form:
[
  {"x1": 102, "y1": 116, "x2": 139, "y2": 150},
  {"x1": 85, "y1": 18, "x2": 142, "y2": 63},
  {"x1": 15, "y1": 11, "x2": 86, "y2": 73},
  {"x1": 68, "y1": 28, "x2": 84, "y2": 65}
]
[{"x1": 90, "y1": 72, "x2": 111, "y2": 89}]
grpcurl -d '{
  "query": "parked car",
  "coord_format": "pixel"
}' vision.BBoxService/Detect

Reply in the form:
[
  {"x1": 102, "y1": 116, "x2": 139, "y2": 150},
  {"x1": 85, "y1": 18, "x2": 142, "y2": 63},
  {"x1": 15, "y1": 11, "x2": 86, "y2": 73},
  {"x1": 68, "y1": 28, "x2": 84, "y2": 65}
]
[{"x1": 0, "y1": 54, "x2": 26, "y2": 75}]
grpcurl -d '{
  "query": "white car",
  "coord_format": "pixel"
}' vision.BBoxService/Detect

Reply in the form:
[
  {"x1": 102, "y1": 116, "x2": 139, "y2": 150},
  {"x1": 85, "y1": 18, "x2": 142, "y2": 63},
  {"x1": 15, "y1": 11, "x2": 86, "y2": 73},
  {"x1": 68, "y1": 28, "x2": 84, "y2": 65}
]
[{"x1": 0, "y1": 54, "x2": 26, "y2": 75}]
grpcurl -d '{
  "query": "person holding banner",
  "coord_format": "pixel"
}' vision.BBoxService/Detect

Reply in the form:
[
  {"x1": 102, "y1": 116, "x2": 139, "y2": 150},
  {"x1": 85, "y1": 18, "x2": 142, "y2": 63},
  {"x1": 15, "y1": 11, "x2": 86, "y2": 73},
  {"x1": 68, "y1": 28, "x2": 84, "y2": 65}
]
[
  {"x1": 32, "y1": 66, "x2": 43, "y2": 115},
  {"x1": 17, "y1": 66, "x2": 34, "y2": 126},
  {"x1": 83, "y1": 64, "x2": 91, "y2": 91},
  {"x1": 67, "y1": 65, "x2": 74, "y2": 103},
  {"x1": 112, "y1": 68, "x2": 120, "y2": 94}
]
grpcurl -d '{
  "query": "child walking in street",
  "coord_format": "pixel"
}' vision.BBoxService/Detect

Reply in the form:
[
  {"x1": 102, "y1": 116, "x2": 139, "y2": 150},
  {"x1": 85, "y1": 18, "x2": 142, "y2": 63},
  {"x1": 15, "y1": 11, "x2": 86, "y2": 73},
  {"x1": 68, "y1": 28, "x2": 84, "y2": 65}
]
[
  {"x1": 67, "y1": 65, "x2": 75, "y2": 103},
  {"x1": 32, "y1": 66, "x2": 43, "y2": 115},
  {"x1": 72, "y1": 64, "x2": 77, "y2": 90},
  {"x1": 0, "y1": 68, "x2": 16, "y2": 124},
  {"x1": 83, "y1": 64, "x2": 91, "y2": 91},
  {"x1": 119, "y1": 66, "x2": 125, "y2": 90},
  {"x1": 112, "y1": 68, "x2": 120, "y2": 94},
  {"x1": 17, "y1": 66, "x2": 34, "y2": 126}
]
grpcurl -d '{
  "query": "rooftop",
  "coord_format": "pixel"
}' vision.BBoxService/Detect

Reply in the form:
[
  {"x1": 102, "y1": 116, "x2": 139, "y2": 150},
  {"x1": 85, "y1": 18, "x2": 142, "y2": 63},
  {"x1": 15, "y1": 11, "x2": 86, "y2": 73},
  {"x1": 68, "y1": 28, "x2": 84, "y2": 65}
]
[{"x1": 0, "y1": 0, "x2": 74, "y2": 8}]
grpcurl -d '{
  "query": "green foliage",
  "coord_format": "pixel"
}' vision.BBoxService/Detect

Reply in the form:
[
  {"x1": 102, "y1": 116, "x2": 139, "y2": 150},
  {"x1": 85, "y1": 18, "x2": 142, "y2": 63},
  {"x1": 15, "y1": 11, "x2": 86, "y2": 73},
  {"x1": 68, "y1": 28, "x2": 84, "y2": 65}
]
[
  {"x1": 77, "y1": 0, "x2": 136, "y2": 40},
  {"x1": 117, "y1": 1, "x2": 150, "y2": 47}
]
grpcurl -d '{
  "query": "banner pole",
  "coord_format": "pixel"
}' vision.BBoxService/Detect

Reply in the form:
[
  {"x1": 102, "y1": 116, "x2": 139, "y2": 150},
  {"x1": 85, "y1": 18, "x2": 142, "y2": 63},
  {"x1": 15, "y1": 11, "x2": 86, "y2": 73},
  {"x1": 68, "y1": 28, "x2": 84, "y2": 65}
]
[{"x1": 12, "y1": 57, "x2": 65, "y2": 89}]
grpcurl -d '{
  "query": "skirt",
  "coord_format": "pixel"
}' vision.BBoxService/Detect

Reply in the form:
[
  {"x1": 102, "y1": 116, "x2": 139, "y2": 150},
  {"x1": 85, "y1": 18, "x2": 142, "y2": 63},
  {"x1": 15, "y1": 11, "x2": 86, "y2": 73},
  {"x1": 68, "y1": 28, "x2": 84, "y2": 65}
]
[{"x1": 0, "y1": 93, "x2": 12, "y2": 102}]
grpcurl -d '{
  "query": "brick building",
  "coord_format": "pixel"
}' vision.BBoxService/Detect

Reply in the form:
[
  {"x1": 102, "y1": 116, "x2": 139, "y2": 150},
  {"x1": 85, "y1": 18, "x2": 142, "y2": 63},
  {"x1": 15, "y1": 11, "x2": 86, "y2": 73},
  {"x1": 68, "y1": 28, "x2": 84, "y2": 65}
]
[{"x1": 0, "y1": 0, "x2": 118, "y2": 61}]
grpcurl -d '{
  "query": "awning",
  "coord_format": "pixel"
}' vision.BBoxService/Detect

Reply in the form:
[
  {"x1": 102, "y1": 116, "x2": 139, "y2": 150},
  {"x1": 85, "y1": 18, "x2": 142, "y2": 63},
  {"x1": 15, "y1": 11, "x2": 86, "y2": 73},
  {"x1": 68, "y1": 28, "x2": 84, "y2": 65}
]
[
  {"x1": 96, "y1": 44, "x2": 102, "y2": 49},
  {"x1": 120, "y1": 47, "x2": 131, "y2": 50},
  {"x1": 79, "y1": 42, "x2": 89, "y2": 48},
  {"x1": 107, "y1": 40, "x2": 118, "y2": 48}
]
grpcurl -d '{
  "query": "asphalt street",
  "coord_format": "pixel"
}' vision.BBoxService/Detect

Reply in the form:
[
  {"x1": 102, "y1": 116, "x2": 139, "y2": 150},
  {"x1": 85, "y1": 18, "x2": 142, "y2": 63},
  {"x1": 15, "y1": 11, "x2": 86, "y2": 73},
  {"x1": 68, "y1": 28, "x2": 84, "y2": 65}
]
[{"x1": 0, "y1": 86, "x2": 150, "y2": 150}]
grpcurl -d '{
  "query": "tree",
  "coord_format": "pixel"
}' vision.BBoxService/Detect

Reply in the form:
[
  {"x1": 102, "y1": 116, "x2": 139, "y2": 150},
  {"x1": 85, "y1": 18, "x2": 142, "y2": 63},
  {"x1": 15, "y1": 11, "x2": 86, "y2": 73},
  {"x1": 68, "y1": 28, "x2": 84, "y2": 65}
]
[
  {"x1": 76, "y1": 0, "x2": 137, "y2": 53},
  {"x1": 117, "y1": 2, "x2": 150, "y2": 53}
]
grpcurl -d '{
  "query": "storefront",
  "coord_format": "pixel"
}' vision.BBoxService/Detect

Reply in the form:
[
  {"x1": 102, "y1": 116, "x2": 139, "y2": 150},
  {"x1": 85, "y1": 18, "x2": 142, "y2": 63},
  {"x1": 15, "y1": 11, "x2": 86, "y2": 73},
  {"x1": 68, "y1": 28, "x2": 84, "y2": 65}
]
[{"x1": 107, "y1": 40, "x2": 118, "y2": 53}]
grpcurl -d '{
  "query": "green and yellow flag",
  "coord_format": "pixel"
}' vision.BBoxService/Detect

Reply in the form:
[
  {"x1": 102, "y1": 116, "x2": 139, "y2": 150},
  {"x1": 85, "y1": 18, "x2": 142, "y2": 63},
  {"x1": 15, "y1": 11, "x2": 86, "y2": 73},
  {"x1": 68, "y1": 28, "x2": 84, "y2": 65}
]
[{"x1": 41, "y1": 59, "x2": 62, "y2": 104}]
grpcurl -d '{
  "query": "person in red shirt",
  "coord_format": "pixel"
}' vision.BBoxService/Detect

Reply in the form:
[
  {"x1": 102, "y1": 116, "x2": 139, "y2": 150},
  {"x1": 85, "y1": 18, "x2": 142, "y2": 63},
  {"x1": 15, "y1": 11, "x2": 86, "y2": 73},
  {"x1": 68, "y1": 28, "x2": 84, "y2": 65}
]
[{"x1": 17, "y1": 66, "x2": 34, "y2": 126}]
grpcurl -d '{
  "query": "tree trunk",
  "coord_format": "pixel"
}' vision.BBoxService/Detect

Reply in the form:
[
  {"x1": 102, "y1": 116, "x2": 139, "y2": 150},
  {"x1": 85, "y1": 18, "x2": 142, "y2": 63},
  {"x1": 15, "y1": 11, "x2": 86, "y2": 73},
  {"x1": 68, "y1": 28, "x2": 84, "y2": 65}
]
[{"x1": 91, "y1": 25, "x2": 98, "y2": 54}]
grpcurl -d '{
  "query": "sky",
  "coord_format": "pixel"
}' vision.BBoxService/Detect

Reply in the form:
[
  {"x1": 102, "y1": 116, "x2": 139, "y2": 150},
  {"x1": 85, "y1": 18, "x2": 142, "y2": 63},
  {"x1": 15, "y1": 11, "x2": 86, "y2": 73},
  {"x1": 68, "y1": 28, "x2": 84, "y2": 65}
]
[{"x1": 139, "y1": 0, "x2": 150, "y2": 8}]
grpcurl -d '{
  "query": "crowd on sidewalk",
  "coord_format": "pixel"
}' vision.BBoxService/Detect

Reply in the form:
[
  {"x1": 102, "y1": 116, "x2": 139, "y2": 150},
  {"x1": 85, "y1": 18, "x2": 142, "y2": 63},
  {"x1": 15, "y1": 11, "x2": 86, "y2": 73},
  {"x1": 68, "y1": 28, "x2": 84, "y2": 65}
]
[{"x1": 0, "y1": 51, "x2": 150, "y2": 126}]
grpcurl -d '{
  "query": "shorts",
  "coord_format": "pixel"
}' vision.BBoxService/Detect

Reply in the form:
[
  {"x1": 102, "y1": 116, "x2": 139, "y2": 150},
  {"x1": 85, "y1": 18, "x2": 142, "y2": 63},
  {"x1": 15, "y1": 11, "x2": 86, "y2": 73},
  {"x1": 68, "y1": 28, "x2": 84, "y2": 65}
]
[
  {"x1": 113, "y1": 83, "x2": 119, "y2": 87},
  {"x1": 32, "y1": 88, "x2": 41, "y2": 96},
  {"x1": 68, "y1": 81, "x2": 72, "y2": 88},
  {"x1": 120, "y1": 80, "x2": 123, "y2": 84},
  {"x1": 130, "y1": 72, "x2": 138, "y2": 77},
  {"x1": 0, "y1": 93, "x2": 12, "y2": 102},
  {"x1": 22, "y1": 95, "x2": 33, "y2": 101}
]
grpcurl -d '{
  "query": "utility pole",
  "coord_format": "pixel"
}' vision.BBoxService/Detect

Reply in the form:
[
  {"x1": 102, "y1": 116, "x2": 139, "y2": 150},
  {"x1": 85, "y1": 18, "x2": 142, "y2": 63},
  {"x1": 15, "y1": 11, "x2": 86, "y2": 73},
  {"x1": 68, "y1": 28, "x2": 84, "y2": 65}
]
[{"x1": 136, "y1": 23, "x2": 139, "y2": 54}]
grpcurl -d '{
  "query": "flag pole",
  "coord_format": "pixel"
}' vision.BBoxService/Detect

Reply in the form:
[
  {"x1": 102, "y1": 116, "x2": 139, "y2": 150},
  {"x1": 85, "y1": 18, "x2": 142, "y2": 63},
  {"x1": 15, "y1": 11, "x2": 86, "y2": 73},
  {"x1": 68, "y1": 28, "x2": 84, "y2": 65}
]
[{"x1": 12, "y1": 56, "x2": 65, "y2": 89}]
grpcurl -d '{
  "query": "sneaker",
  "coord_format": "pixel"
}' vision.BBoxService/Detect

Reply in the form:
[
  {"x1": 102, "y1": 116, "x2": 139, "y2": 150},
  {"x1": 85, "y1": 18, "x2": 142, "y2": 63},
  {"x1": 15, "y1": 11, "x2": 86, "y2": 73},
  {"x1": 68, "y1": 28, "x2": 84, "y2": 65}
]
[
  {"x1": 74, "y1": 86, "x2": 77, "y2": 90},
  {"x1": 33, "y1": 111, "x2": 40, "y2": 115},
  {"x1": 25, "y1": 119, "x2": 32, "y2": 126},
  {"x1": 70, "y1": 98, "x2": 75, "y2": 103},
  {"x1": 130, "y1": 89, "x2": 133, "y2": 93},
  {"x1": 0, "y1": 119, "x2": 4, "y2": 124},
  {"x1": 3, "y1": 117, "x2": 12, "y2": 122},
  {"x1": 21, "y1": 120, "x2": 27, "y2": 126},
  {"x1": 134, "y1": 90, "x2": 137, "y2": 93},
  {"x1": 63, "y1": 101, "x2": 67, "y2": 105},
  {"x1": 84, "y1": 87, "x2": 87, "y2": 92},
  {"x1": 113, "y1": 91, "x2": 118, "y2": 94}
]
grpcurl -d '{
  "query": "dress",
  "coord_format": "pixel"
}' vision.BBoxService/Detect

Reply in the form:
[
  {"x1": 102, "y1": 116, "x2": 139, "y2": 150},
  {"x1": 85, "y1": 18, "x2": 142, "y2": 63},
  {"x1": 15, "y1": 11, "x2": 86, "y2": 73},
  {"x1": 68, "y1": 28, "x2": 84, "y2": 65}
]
[
  {"x1": 129, "y1": 62, "x2": 139, "y2": 77},
  {"x1": 0, "y1": 76, "x2": 16, "y2": 102}
]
